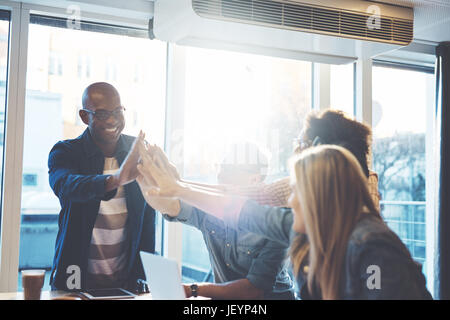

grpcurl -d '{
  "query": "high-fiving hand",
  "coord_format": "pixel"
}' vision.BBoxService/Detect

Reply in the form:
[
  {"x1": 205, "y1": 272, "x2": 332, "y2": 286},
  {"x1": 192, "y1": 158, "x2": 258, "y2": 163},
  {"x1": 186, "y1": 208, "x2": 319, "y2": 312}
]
[
  {"x1": 135, "y1": 139, "x2": 244, "y2": 221},
  {"x1": 136, "y1": 140, "x2": 183, "y2": 198},
  {"x1": 117, "y1": 130, "x2": 145, "y2": 185},
  {"x1": 105, "y1": 130, "x2": 145, "y2": 192}
]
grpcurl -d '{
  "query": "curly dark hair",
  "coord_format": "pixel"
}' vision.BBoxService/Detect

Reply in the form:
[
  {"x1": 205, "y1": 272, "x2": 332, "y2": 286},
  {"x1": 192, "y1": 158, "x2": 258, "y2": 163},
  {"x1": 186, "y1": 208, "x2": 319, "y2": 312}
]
[{"x1": 303, "y1": 110, "x2": 372, "y2": 177}]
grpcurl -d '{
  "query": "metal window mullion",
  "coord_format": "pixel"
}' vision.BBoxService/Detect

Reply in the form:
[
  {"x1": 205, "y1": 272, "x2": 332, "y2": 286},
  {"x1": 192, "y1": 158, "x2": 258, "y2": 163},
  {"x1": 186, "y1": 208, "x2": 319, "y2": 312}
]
[
  {"x1": 355, "y1": 58, "x2": 373, "y2": 168},
  {"x1": 425, "y1": 71, "x2": 437, "y2": 298},
  {"x1": 355, "y1": 58, "x2": 372, "y2": 125},
  {"x1": 162, "y1": 43, "x2": 185, "y2": 271},
  {"x1": 312, "y1": 62, "x2": 330, "y2": 112},
  {"x1": 0, "y1": 3, "x2": 29, "y2": 293}
]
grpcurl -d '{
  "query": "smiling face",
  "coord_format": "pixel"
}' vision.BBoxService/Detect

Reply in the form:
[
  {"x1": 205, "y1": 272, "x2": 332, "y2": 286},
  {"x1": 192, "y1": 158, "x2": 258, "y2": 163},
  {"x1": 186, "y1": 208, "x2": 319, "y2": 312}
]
[{"x1": 79, "y1": 83, "x2": 125, "y2": 146}]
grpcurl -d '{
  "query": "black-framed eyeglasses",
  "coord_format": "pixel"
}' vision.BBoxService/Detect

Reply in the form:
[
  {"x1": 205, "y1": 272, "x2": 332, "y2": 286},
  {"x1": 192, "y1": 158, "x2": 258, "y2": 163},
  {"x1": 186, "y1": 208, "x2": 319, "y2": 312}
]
[{"x1": 83, "y1": 106, "x2": 125, "y2": 121}]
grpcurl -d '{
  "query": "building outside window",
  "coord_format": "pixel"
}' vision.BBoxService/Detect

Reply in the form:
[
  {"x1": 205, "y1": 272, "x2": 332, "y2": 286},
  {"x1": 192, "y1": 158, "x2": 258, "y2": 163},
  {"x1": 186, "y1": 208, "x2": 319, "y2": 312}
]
[{"x1": 48, "y1": 51, "x2": 63, "y2": 76}]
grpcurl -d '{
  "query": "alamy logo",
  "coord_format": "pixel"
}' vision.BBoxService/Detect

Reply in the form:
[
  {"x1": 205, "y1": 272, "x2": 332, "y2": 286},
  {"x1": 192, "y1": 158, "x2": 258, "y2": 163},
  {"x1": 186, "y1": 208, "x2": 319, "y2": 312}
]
[
  {"x1": 366, "y1": 5, "x2": 381, "y2": 30},
  {"x1": 67, "y1": 5, "x2": 81, "y2": 30},
  {"x1": 366, "y1": 265, "x2": 381, "y2": 290},
  {"x1": 66, "y1": 265, "x2": 81, "y2": 290}
]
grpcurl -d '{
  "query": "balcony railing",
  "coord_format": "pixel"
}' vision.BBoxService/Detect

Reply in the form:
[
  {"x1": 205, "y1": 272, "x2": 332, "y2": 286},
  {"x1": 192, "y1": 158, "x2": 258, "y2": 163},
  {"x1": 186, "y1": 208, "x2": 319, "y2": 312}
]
[{"x1": 380, "y1": 200, "x2": 426, "y2": 265}]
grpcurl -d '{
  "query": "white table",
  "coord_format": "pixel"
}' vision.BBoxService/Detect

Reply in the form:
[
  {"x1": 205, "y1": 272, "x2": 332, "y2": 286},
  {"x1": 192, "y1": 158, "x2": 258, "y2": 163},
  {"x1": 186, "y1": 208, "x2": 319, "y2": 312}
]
[{"x1": 0, "y1": 290, "x2": 152, "y2": 300}]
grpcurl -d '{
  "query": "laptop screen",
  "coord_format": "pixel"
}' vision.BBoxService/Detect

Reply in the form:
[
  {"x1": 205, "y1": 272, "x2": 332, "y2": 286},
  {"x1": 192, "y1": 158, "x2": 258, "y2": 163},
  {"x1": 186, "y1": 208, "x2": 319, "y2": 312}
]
[{"x1": 140, "y1": 251, "x2": 187, "y2": 300}]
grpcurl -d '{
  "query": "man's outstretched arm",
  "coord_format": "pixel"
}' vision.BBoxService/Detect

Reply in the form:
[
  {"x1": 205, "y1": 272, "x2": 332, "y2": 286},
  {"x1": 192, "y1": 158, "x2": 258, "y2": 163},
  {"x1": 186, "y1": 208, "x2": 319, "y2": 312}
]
[
  {"x1": 49, "y1": 132, "x2": 144, "y2": 202},
  {"x1": 184, "y1": 279, "x2": 264, "y2": 300}
]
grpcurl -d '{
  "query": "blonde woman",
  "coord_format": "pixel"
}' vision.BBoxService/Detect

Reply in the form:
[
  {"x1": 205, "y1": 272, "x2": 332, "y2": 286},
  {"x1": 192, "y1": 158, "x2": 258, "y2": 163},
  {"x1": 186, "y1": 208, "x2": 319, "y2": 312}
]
[
  {"x1": 137, "y1": 143, "x2": 431, "y2": 299},
  {"x1": 286, "y1": 145, "x2": 430, "y2": 299}
]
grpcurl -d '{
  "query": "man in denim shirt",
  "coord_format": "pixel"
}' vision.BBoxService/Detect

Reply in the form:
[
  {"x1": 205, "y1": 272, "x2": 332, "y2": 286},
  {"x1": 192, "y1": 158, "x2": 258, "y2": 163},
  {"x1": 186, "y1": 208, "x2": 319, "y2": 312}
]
[{"x1": 139, "y1": 143, "x2": 295, "y2": 299}]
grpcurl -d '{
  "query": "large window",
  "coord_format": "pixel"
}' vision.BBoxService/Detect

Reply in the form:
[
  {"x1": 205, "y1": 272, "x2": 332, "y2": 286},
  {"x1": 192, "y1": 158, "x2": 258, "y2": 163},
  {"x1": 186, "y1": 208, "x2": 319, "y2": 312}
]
[
  {"x1": 330, "y1": 63, "x2": 354, "y2": 116},
  {"x1": 372, "y1": 64, "x2": 435, "y2": 288},
  {"x1": 0, "y1": 1, "x2": 440, "y2": 297},
  {"x1": 18, "y1": 16, "x2": 167, "y2": 290},
  {"x1": 180, "y1": 46, "x2": 312, "y2": 282},
  {"x1": 0, "y1": 10, "x2": 10, "y2": 240}
]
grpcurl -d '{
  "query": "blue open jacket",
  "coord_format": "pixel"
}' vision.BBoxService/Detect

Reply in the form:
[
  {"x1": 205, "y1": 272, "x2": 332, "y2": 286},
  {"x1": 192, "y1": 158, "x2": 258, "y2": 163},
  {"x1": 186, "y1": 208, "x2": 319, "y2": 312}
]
[{"x1": 48, "y1": 129, "x2": 155, "y2": 291}]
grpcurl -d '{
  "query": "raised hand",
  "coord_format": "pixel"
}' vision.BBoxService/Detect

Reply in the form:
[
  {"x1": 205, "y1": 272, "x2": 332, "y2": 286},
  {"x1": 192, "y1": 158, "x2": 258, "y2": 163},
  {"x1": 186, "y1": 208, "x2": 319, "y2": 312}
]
[
  {"x1": 137, "y1": 142, "x2": 183, "y2": 198},
  {"x1": 106, "y1": 131, "x2": 145, "y2": 192},
  {"x1": 136, "y1": 173, "x2": 181, "y2": 216},
  {"x1": 117, "y1": 130, "x2": 145, "y2": 185},
  {"x1": 153, "y1": 145, "x2": 181, "y2": 181},
  {"x1": 137, "y1": 141, "x2": 157, "y2": 187}
]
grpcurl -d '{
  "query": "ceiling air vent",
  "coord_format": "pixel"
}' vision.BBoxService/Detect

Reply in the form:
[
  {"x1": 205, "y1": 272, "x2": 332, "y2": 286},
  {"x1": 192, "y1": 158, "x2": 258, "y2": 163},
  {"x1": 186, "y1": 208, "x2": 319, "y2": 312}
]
[{"x1": 192, "y1": 0, "x2": 414, "y2": 45}]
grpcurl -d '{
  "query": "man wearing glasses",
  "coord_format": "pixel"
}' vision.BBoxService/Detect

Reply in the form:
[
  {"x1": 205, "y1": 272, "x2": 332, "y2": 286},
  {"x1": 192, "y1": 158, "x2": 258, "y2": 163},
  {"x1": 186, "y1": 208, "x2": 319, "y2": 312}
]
[{"x1": 48, "y1": 82, "x2": 155, "y2": 292}]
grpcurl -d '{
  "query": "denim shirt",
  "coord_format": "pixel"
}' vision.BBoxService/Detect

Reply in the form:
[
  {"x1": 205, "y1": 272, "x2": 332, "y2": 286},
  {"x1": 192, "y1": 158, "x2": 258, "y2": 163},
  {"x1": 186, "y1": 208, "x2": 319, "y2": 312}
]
[
  {"x1": 164, "y1": 202, "x2": 296, "y2": 299},
  {"x1": 226, "y1": 200, "x2": 432, "y2": 300}
]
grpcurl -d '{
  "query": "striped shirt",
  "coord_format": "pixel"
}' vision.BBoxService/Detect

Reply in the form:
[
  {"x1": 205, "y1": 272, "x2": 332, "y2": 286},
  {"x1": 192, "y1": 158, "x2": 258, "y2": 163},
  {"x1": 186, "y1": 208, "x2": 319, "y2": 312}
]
[
  {"x1": 87, "y1": 157, "x2": 129, "y2": 288},
  {"x1": 224, "y1": 171, "x2": 381, "y2": 209}
]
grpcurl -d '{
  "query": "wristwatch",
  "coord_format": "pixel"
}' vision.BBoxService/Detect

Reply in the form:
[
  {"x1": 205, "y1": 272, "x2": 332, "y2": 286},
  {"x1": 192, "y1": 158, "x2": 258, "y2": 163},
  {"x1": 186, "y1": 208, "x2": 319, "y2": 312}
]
[{"x1": 190, "y1": 284, "x2": 198, "y2": 298}]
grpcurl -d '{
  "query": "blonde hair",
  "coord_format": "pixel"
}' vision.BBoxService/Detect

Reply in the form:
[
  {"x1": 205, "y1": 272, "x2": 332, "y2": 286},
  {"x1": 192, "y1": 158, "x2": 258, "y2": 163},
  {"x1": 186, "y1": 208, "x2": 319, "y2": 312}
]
[{"x1": 289, "y1": 145, "x2": 380, "y2": 300}]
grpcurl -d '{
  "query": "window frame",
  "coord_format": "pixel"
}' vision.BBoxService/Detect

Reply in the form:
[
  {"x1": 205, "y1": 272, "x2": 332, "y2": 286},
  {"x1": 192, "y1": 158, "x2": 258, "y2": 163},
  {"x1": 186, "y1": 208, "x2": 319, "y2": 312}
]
[
  {"x1": 0, "y1": 1, "x2": 28, "y2": 293},
  {"x1": 162, "y1": 43, "x2": 185, "y2": 269},
  {"x1": 0, "y1": 8, "x2": 11, "y2": 232},
  {"x1": 370, "y1": 61, "x2": 437, "y2": 297}
]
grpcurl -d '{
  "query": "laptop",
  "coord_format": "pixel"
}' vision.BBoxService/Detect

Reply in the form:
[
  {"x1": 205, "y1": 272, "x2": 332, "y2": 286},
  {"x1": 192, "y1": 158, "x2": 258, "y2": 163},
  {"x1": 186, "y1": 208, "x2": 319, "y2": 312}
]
[{"x1": 140, "y1": 251, "x2": 187, "y2": 300}]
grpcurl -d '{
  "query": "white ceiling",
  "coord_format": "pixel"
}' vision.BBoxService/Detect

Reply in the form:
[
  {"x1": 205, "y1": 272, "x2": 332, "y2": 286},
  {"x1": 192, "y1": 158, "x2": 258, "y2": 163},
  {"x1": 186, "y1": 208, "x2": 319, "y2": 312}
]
[
  {"x1": 372, "y1": 0, "x2": 450, "y2": 43},
  {"x1": 14, "y1": 0, "x2": 450, "y2": 44}
]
